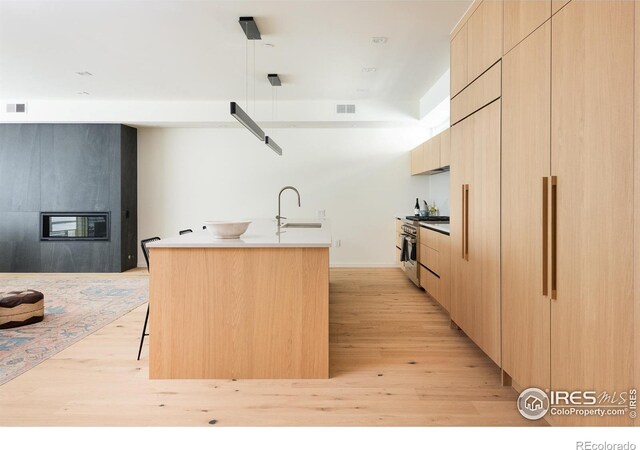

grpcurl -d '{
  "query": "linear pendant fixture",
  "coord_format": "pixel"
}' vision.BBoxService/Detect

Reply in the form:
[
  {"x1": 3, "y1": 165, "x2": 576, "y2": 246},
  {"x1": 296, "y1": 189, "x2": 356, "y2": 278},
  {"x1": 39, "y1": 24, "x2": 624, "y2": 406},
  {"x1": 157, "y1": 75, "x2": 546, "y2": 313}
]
[
  {"x1": 268, "y1": 74, "x2": 281, "y2": 86},
  {"x1": 230, "y1": 102, "x2": 265, "y2": 141},
  {"x1": 265, "y1": 136, "x2": 283, "y2": 156},
  {"x1": 239, "y1": 17, "x2": 261, "y2": 40}
]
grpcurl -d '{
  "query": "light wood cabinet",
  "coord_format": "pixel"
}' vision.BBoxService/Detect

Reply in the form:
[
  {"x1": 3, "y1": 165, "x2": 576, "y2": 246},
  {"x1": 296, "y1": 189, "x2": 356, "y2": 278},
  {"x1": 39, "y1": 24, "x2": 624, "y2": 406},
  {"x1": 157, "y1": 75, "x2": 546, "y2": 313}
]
[
  {"x1": 450, "y1": 61, "x2": 501, "y2": 125},
  {"x1": 410, "y1": 143, "x2": 424, "y2": 175},
  {"x1": 467, "y1": 0, "x2": 503, "y2": 83},
  {"x1": 410, "y1": 129, "x2": 451, "y2": 176},
  {"x1": 450, "y1": 117, "x2": 473, "y2": 334},
  {"x1": 395, "y1": 218, "x2": 403, "y2": 266},
  {"x1": 450, "y1": 101, "x2": 501, "y2": 366},
  {"x1": 419, "y1": 226, "x2": 451, "y2": 313},
  {"x1": 503, "y1": 0, "x2": 551, "y2": 55},
  {"x1": 419, "y1": 244, "x2": 440, "y2": 275},
  {"x1": 438, "y1": 232, "x2": 451, "y2": 312},
  {"x1": 419, "y1": 226, "x2": 439, "y2": 251},
  {"x1": 501, "y1": 21, "x2": 551, "y2": 392},
  {"x1": 549, "y1": 0, "x2": 634, "y2": 426},
  {"x1": 451, "y1": 25, "x2": 468, "y2": 97},
  {"x1": 449, "y1": 0, "x2": 637, "y2": 427},
  {"x1": 420, "y1": 268, "x2": 440, "y2": 303},
  {"x1": 498, "y1": 0, "x2": 636, "y2": 426},
  {"x1": 423, "y1": 134, "x2": 440, "y2": 172},
  {"x1": 552, "y1": 0, "x2": 569, "y2": 15},
  {"x1": 439, "y1": 128, "x2": 450, "y2": 168},
  {"x1": 635, "y1": 0, "x2": 640, "y2": 400}
]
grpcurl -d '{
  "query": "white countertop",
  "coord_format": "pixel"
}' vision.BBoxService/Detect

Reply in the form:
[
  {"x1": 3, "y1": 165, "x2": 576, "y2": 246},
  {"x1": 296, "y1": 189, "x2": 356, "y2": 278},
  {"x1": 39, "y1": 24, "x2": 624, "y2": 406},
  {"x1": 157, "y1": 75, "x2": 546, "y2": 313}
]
[
  {"x1": 147, "y1": 219, "x2": 332, "y2": 248},
  {"x1": 395, "y1": 215, "x2": 450, "y2": 235},
  {"x1": 420, "y1": 222, "x2": 450, "y2": 235}
]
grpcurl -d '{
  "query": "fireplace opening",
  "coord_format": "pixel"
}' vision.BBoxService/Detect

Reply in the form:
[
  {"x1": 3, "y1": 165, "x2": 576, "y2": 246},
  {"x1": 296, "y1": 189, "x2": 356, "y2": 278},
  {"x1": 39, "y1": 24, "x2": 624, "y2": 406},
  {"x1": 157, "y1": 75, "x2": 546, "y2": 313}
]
[{"x1": 40, "y1": 212, "x2": 110, "y2": 241}]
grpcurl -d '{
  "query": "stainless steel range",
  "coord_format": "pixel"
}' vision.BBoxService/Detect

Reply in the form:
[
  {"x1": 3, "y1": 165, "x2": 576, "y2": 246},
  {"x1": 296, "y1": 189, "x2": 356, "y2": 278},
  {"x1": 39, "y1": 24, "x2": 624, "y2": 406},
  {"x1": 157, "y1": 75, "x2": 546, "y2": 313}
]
[
  {"x1": 400, "y1": 219, "x2": 420, "y2": 286},
  {"x1": 400, "y1": 215, "x2": 450, "y2": 287}
]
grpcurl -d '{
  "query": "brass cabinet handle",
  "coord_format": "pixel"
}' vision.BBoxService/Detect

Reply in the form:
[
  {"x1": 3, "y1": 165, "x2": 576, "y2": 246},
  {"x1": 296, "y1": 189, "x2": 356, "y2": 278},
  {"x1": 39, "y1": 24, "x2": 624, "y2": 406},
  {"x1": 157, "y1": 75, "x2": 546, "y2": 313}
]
[
  {"x1": 542, "y1": 177, "x2": 549, "y2": 296},
  {"x1": 550, "y1": 176, "x2": 557, "y2": 300},
  {"x1": 464, "y1": 184, "x2": 470, "y2": 261}
]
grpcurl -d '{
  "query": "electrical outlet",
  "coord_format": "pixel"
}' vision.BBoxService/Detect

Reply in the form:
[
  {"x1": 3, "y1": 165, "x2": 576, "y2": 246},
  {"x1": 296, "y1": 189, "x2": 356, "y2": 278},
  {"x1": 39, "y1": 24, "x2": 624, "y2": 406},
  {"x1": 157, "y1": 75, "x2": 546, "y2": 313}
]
[{"x1": 316, "y1": 209, "x2": 326, "y2": 218}]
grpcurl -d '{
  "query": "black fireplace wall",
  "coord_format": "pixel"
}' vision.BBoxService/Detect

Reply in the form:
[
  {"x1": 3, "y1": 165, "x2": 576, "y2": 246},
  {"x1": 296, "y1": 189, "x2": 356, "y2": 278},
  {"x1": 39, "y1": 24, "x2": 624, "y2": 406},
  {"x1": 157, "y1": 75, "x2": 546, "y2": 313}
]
[{"x1": 0, "y1": 124, "x2": 137, "y2": 272}]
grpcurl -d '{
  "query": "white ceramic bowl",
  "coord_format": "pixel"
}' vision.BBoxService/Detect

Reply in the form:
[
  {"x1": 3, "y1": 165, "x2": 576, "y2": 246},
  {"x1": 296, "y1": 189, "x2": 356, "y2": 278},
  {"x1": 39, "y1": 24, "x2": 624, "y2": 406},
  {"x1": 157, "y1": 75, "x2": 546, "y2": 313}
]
[{"x1": 204, "y1": 220, "x2": 252, "y2": 239}]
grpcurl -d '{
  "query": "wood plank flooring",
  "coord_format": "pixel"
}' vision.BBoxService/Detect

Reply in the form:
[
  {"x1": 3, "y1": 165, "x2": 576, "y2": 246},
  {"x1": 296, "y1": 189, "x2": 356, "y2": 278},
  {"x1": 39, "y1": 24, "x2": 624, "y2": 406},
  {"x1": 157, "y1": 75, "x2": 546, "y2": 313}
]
[{"x1": 0, "y1": 268, "x2": 540, "y2": 426}]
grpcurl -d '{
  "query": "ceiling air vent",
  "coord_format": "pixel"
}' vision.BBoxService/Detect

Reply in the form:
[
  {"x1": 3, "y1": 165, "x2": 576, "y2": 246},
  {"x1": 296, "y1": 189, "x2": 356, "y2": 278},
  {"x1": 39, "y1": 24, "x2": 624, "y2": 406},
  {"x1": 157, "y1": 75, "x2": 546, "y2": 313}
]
[
  {"x1": 336, "y1": 104, "x2": 356, "y2": 114},
  {"x1": 6, "y1": 103, "x2": 27, "y2": 113}
]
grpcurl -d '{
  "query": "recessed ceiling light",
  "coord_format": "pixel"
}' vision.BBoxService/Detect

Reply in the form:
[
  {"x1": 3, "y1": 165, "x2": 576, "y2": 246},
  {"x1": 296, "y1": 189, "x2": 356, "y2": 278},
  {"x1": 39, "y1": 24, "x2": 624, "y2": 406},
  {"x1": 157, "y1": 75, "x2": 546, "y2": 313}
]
[
  {"x1": 263, "y1": 43, "x2": 275, "y2": 48},
  {"x1": 371, "y1": 37, "x2": 388, "y2": 44},
  {"x1": 76, "y1": 91, "x2": 90, "y2": 95},
  {"x1": 76, "y1": 71, "x2": 93, "y2": 76},
  {"x1": 362, "y1": 67, "x2": 377, "y2": 73}
]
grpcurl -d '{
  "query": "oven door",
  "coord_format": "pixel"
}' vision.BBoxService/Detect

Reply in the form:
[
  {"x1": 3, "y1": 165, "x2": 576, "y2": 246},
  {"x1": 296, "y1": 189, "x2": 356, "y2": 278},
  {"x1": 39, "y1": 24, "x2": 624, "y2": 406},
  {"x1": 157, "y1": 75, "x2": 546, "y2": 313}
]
[{"x1": 402, "y1": 234, "x2": 420, "y2": 286}]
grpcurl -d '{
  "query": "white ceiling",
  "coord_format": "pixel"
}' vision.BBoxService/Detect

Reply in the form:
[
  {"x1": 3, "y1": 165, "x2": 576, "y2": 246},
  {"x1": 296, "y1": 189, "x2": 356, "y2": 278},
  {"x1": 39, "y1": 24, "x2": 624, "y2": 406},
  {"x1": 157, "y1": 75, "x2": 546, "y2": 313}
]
[{"x1": 0, "y1": 0, "x2": 469, "y2": 102}]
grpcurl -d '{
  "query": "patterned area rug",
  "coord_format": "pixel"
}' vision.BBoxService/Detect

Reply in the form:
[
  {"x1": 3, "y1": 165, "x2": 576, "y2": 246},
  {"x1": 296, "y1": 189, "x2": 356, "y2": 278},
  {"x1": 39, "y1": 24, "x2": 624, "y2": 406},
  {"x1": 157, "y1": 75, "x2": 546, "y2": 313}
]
[{"x1": 0, "y1": 276, "x2": 148, "y2": 385}]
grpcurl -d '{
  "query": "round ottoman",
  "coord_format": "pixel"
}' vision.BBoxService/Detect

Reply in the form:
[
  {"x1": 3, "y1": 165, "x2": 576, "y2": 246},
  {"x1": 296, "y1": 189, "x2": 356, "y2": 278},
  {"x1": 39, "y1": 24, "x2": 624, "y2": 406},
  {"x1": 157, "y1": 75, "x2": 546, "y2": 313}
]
[{"x1": 0, "y1": 290, "x2": 45, "y2": 329}]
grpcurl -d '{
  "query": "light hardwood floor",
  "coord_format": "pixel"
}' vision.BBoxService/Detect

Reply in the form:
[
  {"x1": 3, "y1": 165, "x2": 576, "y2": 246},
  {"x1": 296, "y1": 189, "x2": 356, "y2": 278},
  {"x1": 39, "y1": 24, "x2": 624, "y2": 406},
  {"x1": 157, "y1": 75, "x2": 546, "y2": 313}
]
[{"x1": 0, "y1": 268, "x2": 541, "y2": 426}]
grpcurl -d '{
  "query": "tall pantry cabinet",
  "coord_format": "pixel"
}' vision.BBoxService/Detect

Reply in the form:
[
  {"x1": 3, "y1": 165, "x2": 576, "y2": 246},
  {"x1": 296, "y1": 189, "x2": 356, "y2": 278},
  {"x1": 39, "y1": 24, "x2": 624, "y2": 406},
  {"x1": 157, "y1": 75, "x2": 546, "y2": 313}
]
[
  {"x1": 450, "y1": 0, "x2": 503, "y2": 368},
  {"x1": 550, "y1": 0, "x2": 634, "y2": 426},
  {"x1": 452, "y1": 0, "x2": 638, "y2": 426},
  {"x1": 501, "y1": 20, "x2": 551, "y2": 393},
  {"x1": 451, "y1": 100, "x2": 501, "y2": 366}
]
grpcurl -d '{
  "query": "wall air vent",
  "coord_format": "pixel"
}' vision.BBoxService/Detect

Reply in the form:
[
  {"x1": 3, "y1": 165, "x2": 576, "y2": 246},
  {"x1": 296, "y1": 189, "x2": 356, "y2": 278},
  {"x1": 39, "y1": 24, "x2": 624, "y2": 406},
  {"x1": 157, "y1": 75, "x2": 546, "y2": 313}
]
[
  {"x1": 336, "y1": 104, "x2": 356, "y2": 114},
  {"x1": 6, "y1": 103, "x2": 27, "y2": 113}
]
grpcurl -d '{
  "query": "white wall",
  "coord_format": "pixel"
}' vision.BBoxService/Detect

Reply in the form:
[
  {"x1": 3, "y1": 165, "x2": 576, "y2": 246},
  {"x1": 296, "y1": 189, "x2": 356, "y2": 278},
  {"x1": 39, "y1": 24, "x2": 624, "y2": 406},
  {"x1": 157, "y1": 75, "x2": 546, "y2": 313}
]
[
  {"x1": 419, "y1": 70, "x2": 450, "y2": 121},
  {"x1": 425, "y1": 171, "x2": 450, "y2": 216},
  {"x1": 137, "y1": 126, "x2": 433, "y2": 267}
]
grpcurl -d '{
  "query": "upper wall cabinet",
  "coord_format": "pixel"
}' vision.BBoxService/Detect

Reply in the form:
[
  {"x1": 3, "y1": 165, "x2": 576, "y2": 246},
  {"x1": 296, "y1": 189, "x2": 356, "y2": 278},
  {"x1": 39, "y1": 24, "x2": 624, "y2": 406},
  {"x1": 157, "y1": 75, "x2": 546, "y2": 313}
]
[
  {"x1": 410, "y1": 129, "x2": 451, "y2": 176},
  {"x1": 450, "y1": 0, "x2": 503, "y2": 98},
  {"x1": 450, "y1": 25, "x2": 469, "y2": 97},
  {"x1": 424, "y1": 133, "x2": 441, "y2": 171},
  {"x1": 410, "y1": 143, "x2": 424, "y2": 176},
  {"x1": 439, "y1": 128, "x2": 451, "y2": 167},
  {"x1": 467, "y1": 0, "x2": 503, "y2": 84},
  {"x1": 503, "y1": 0, "x2": 551, "y2": 54}
]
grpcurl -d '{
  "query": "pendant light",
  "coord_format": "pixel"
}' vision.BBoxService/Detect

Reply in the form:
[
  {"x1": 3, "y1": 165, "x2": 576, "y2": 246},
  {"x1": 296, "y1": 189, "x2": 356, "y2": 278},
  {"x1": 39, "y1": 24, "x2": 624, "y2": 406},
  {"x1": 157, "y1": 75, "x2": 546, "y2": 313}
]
[
  {"x1": 231, "y1": 17, "x2": 265, "y2": 142},
  {"x1": 230, "y1": 102, "x2": 265, "y2": 140},
  {"x1": 231, "y1": 17, "x2": 284, "y2": 156},
  {"x1": 265, "y1": 136, "x2": 282, "y2": 156},
  {"x1": 264, "y1": 74, "x2": 283, "y2": 156}
]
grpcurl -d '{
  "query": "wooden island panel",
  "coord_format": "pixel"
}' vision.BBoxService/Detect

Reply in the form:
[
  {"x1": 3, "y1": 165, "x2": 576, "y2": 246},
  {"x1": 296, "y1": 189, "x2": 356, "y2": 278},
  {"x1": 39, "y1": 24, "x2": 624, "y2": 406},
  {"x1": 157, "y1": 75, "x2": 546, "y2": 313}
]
[{"x1": 149, "y1": 247, "x2": 329, "y2": 379}]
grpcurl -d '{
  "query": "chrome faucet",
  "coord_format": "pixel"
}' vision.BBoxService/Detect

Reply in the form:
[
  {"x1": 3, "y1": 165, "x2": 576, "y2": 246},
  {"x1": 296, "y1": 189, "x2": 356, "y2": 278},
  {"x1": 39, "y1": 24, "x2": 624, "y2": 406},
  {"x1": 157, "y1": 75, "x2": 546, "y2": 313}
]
[{"x1": 276, "y1": 186, "x2": 301, "y2": 227}]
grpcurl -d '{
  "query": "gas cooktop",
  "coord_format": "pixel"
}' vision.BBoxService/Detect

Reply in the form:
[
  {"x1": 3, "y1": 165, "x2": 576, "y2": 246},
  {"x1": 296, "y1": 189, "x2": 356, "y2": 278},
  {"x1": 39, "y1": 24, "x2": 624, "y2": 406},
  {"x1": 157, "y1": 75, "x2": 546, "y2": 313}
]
[{"x1": 405, "y1": 215, "x2": 450, "y2": 222}]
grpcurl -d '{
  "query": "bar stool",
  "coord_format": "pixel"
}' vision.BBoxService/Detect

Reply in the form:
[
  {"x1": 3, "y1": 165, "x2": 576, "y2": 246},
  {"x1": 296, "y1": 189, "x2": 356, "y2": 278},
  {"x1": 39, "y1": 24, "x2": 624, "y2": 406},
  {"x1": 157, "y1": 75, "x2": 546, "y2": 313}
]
[{"x1": 137, "y1": 236, "x2": 160, "y2": 360}]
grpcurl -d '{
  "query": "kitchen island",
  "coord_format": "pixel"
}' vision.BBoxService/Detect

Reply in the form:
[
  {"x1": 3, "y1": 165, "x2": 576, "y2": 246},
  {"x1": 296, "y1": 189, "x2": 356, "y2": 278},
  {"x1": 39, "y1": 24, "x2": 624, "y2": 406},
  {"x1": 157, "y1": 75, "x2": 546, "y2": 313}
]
[{"x1": 146, "y1": 219, "x2": 331, "y2": 379}]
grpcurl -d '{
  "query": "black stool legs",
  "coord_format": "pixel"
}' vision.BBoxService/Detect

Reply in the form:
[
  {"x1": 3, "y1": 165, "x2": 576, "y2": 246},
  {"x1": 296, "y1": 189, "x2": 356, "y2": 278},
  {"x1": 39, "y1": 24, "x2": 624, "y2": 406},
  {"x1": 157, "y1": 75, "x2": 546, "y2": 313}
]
[{"x1": 137, "y1": 304, "x2": 149, "y2": 361}]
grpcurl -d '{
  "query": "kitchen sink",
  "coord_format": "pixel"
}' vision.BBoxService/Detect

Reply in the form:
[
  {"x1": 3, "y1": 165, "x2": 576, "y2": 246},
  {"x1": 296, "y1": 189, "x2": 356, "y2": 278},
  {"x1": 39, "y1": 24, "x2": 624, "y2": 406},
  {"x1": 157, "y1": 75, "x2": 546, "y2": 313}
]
[{"x1": 281, "y1": 222, "x2": 322, "y2": 228}]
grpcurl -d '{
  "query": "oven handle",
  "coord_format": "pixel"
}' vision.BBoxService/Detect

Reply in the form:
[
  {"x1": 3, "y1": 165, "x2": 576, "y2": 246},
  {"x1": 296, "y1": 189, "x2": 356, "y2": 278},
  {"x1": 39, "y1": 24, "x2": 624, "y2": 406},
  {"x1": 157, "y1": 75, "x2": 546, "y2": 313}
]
[{"x1": 401, "y1": 233, "x2": 416, "y2": 244}]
